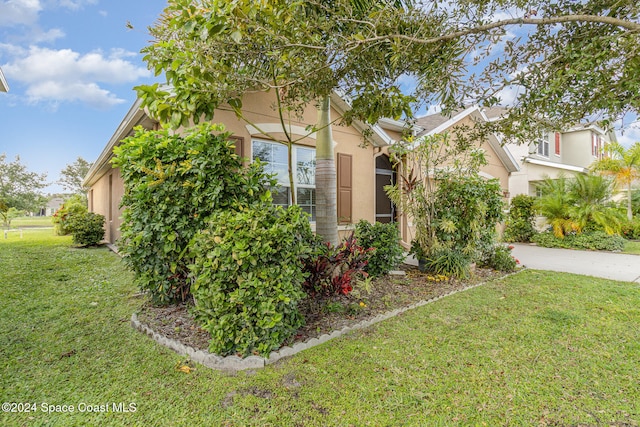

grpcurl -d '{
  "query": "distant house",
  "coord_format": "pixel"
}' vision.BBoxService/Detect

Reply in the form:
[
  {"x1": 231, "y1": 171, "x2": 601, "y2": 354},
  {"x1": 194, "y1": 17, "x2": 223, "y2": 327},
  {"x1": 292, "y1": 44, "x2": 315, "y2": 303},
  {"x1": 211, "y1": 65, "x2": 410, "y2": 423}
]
[
  {"x1": 83, "y1": 91, "x2": 406, "y2": 245},
  {"x1": 44, "y1": 198, "x2": 65, "y2": 216},
  {"x1": 0, "y1": 66, "x2": 8, "y2": 92},
  {"x1": 505, "y1": 124, "x2": 616, "y2": 198}
]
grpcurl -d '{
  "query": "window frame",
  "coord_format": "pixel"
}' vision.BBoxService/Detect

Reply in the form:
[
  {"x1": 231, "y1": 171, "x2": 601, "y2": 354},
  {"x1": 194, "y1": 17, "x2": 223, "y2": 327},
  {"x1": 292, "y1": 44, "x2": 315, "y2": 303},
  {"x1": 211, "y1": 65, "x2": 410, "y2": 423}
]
[
  {"x1": 536, "y1": 132, "x2": 550, "y2": 158},
  {"x1": 251, "y1": 139, "x2": 316, "y2": 221}
]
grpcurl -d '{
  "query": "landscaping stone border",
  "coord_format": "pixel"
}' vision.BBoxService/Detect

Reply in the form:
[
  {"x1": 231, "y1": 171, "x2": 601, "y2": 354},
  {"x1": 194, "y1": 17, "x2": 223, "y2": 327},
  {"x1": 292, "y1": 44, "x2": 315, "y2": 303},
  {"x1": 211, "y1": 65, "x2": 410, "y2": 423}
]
[{"x1": 130, "y1": 270, "x2": 525, "y2": 371}]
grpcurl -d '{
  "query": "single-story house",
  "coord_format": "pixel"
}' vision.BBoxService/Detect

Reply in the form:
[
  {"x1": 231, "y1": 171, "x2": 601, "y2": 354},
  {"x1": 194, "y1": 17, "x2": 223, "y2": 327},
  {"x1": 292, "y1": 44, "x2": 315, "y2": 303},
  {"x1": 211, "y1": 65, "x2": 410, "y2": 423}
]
[{"x1": 83, "y1": 91, "x2": 413, "y2": 245}]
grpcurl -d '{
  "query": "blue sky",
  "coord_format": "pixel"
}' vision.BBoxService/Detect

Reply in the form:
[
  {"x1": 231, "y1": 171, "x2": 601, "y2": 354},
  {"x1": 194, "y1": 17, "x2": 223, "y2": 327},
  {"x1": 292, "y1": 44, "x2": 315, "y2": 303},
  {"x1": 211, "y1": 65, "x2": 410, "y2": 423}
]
[{"x1": 0, "y1": 0, "x2": 167, "y2": 194}]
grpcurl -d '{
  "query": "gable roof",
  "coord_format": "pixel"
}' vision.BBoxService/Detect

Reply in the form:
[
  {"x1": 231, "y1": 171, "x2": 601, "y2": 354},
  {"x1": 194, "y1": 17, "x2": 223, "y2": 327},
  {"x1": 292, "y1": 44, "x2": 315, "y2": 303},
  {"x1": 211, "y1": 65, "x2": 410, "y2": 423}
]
[
  {"x1": 414, "y1": 105, "x2": 520, "y2": 173},
  {"x1": 83, "y1": 91, "x2": 397, "y2": 188},
  {"x1": 0, "y1": 67, "x2": 8, "y2": 92}
]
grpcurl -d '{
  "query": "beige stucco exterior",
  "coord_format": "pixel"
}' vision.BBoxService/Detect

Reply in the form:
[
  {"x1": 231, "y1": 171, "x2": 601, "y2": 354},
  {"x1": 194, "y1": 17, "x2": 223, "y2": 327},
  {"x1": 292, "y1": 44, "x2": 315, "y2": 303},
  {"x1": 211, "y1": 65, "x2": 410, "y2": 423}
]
[
  {"x1": 84, "y1": 91, "x2": 396, "y2": 244},
  {"x1": 394, "y1": 106, "x2": 520, "y2": 247}
]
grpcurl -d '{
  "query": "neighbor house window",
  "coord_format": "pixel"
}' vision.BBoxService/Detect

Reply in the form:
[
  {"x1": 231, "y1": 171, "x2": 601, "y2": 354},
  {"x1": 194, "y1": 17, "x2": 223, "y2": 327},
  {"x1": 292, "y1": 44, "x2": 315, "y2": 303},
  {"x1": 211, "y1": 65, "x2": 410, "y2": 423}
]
[
  {"x1": 252, "y1": 140, "x2": 316, "y2": 220},
  {"x1": 536, "y1": 132, "x2": 550, "y2": 157}
]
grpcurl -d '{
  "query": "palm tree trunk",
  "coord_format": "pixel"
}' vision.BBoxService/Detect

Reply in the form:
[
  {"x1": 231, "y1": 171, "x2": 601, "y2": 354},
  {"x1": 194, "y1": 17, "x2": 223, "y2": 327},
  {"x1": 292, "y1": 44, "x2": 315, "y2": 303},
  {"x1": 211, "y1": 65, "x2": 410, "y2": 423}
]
[
  {"x1": 315, "y1": 95, "x2": 338, "y2": 245},
  {"x1": 628, "y1": 181, "x2": 633, "y2": 221}
]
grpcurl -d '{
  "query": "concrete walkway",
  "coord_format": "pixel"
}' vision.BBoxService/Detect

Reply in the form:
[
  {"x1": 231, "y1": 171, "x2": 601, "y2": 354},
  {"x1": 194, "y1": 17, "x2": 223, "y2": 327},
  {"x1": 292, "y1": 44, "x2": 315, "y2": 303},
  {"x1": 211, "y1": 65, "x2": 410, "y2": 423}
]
[{"x1": 511, "y1": 243, "x2": 640, "y2": 283}]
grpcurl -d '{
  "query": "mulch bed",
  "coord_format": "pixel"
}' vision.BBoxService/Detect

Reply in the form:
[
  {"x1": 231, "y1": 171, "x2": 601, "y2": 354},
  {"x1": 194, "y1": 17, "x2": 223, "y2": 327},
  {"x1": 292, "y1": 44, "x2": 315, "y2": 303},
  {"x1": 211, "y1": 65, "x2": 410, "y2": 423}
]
[{"x1": 136, "y1": 264, "x2": 506, "y2": 354}]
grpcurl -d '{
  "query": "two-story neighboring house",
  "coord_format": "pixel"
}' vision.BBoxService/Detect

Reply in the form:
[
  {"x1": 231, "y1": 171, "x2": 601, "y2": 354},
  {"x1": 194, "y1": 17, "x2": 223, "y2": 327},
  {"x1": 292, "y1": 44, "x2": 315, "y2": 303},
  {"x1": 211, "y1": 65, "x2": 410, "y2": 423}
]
[
  {"x1": 0, "y1": 66, "x2": 9, "y2": 92},
  {"x1": 506, "y1": 124, "x2": 617, "y2": 198}
]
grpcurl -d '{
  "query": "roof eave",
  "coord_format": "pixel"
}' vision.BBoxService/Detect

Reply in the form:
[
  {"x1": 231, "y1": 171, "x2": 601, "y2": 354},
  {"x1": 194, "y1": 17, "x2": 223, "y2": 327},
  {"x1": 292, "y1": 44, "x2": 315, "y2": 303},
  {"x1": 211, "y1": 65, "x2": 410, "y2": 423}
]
[
  {"x1": 83, "y1": 98, "x2": 147, "y2": 187},
  {"x1": 329, "y1": 92, "x2": 394, "y2": 147},
  {"x1": 0, "y1": 67, "x2": 9, "y2": 92}
]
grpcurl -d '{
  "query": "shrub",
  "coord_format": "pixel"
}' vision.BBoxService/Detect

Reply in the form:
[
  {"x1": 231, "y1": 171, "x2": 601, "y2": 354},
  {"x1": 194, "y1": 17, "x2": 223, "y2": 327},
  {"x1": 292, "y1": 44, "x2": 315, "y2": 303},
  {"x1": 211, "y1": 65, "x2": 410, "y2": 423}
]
[
  {"x1": 532, "y1": 231, "x2": 626, "y2": 251},
  {"x1": 112, "y1": 123, "x2": 271, "y2": 305},
  {"x1": 432, "y1": 175, "x2": 504, "y2": 261},
  {"x1": 303, "y1": 233, "x2": 372, "y2": 296},
  {"x1": 621, "y1": 217, "x2": 640, "y2": 240},
  {"x1": 354, "y1": 220, "x2": 405, "y2": 277},
  {"x1": 503, "y1": 194, "x2": 536, "y2": 242},
  {"x1": 67, "y1": 212, "x2": 105, "y2": 246},
  {"x1": 52, "y1": 195, "x2": 87, "y2": 235},
  {"x1": 479, "y1": 244, "x2": 518, "y2": 272},
  {"x1": 572, "y1": 231, "x2": 626, "y2": 251},
  {"x1": 189, "y1": 203, "x2": 313, "y2": 357},
  {"x1": 420, "y1": 248, "x2": 471, "y2": 279}
]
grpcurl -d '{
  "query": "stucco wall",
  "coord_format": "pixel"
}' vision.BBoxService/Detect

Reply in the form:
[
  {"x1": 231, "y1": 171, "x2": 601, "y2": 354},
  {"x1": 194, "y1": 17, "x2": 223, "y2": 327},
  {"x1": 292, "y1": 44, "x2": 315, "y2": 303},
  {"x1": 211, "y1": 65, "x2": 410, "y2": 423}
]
[
  {"x1": 562, "y1": 129, "x2": 597, "y2": 169},
  {"x1": 89, "y1": 168, "x2": 125, "y2": 243},
  {"x1": 89, "y1": 91, "x2": 381, "y2": 244}
]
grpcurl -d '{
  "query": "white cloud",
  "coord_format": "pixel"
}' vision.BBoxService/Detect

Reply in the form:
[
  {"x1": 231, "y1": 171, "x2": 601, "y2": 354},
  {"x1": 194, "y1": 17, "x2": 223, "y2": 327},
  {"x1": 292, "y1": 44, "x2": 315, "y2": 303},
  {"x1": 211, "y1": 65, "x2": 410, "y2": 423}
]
[
  {"x1": 3, "y1": 46, "x2": 150, "y2": 108},
  {"x1": 57, "y1": 0, "x2": 97, "y2": 11},
  {"x1": 26, "y1": 80, "x2": 124, "y2": 109},
  {"x1": 0, "y1": 0, "x2": 42, "y2": 27},
  {"x1": 616, "y1": 121, "x2": 640, "y2": 148}
]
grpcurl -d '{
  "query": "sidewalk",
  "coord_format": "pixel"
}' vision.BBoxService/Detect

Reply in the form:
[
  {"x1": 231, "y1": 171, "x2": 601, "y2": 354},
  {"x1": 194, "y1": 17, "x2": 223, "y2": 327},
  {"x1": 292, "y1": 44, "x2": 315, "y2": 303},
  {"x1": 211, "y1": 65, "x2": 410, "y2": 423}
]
[{"x1": 510, "y1": 243, "x2": 640, "y2": 283}]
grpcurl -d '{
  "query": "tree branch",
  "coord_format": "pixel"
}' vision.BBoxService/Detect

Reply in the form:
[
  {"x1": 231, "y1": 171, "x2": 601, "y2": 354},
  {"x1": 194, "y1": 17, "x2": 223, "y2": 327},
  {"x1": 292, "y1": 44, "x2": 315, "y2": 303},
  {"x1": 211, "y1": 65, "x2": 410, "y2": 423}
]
[{"x1": 356, "y1": 14, "x2": 640, "y2": 47}]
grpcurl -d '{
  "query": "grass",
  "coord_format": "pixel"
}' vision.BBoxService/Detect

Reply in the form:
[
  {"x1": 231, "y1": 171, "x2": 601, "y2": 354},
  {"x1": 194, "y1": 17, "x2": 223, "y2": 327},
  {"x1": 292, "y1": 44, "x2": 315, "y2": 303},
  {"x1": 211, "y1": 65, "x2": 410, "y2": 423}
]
[
  {"x1": 623, "y1": 240, "x2": 640, "y2": 255},
  {"x1": 1, "y1": 229, "x2": 639, "y2": 426},
  {"x1": 5, "y1": 215, "x2": 53, "y2": 228}
]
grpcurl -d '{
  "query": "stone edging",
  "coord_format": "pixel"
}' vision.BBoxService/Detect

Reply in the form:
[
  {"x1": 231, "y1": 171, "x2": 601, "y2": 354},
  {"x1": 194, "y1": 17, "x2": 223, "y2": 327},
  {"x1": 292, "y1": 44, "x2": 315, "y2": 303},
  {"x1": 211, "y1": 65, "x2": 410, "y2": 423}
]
[{"x1": 130, "y1": 269, "x2": 525, "y2": 371}]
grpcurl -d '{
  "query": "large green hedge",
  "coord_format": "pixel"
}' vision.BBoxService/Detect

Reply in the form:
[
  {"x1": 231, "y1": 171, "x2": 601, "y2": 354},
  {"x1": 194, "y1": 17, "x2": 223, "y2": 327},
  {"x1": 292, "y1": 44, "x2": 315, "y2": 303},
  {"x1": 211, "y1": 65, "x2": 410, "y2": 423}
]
[
  {"x1": 112, "y1": 123, "x2": 271, "y2": 304},
  {"x1": 189, "y1": 203, "x2": 313, "y2": 357}
]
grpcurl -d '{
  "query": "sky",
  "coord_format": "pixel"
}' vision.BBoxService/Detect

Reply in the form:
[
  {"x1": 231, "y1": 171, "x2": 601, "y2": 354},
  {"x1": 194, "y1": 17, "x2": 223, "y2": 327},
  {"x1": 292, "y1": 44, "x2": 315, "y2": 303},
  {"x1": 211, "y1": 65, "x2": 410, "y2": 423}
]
[
  {"x1": 0, "y1": 0, "x2": 167, "y2": 194},
  {"x1": 1, "y1": 1, "x2": 638, "y2": 196}
]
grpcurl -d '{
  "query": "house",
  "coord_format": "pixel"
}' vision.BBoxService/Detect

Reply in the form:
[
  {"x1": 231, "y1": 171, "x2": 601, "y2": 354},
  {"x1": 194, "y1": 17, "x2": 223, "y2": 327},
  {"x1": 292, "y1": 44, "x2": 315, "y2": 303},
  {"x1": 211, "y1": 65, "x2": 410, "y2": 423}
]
[
  {"x1": 413, "y1": 105, "x2": 520, "y2": 196},
  {"x1": 504, "y1": 123, "x2": 617, "y2": 198},
  {"x1": 83, "y1": 91, "x2": 406, "y2": 245},
  {"x1": 387, "y1": 106, "x2": 520, "y2": 246},
  {"x1": 44, "y1": 197, "x2": 64, "y2": 216},
  {"x1": 0, "y1": 66, "x2": 8, "y2": 92}
]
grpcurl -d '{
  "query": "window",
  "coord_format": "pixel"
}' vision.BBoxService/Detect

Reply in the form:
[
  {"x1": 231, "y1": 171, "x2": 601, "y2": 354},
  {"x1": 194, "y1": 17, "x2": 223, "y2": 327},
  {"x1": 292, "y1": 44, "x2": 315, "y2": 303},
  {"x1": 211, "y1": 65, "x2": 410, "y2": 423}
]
[
  {"x1": 252, "y1": 140, "x2": 316, "y2": 220},
  {"x1": 536, "y1": 132, "x2": 550, "y2": 157}
]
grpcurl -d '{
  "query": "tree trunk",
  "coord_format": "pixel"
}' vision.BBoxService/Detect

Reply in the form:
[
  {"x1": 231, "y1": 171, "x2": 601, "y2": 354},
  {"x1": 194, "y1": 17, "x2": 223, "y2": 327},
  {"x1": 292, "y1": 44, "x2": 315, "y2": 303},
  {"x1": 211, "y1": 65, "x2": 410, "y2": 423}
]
[
  {"x1": 628, "y1": 182, "x2": 633, "y2": 221},
  {"x1": 315, "y1": 95, "x2": 338, "y2": 246}
]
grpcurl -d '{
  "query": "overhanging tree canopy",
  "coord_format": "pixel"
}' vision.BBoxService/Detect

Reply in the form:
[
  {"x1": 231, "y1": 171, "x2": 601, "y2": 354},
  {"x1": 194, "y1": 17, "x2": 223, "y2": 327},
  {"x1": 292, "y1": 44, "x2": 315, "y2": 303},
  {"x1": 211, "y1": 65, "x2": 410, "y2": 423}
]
[{"x1": 136, "y1": 0, "x2": 639, "y2": 241}]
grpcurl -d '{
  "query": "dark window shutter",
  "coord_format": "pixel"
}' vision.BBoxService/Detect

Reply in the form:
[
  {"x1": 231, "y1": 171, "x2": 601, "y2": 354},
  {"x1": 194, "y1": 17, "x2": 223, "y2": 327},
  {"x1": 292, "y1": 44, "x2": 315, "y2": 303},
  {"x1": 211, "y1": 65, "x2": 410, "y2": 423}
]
[
  {"x1": 229, "y1": 136, "x2": 245, "y2": 158},
  {"x1": 555, "y1": 132, "x2": 560, "y2": 155},
  {"x1": 337, "y1": 153, "x2": 352, "y2": 224}
]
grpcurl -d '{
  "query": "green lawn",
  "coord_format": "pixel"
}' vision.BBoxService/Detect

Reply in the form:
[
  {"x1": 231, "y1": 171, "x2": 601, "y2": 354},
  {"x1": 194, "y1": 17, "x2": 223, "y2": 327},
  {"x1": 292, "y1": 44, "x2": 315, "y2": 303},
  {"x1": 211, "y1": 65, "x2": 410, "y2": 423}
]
[
  {"x1": 1, "y1": 230, "x2": 639, "y2": 426},
  {"x1": 6, "y1": 215, "x2": 53, "y2": 228},
  {"x1": 624, "y1": 240, "x2": 640, "y2": 255}
]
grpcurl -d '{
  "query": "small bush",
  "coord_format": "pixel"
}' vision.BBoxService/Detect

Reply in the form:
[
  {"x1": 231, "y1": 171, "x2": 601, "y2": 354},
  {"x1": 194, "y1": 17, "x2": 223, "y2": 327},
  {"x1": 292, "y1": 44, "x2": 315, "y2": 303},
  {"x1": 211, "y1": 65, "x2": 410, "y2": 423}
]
[
  {"x1": 621, "y1": 217, "x2": 640, "y2": 240},
  {"x1": 189, "y1": 204, "x2": 313, "y2": 357},
  {"x1": 479, "y1": 245, "x2": 518, "y2": 272},
  {"x1": 532, "y1": 231, "x2": 626, "y2": 251},
  {"x1": 303, "y1": 233, "x2": 372, "y2": 296},
  {"x1": 354, "y1": 220, "x2": 405, "y2": 277},
  {"x1": 67, "y1": 212, "x2": 105, "y2": 246},
  {"x1": 52, "y1": 195, "x2": 87, "y2": 235},
  {"x1": 503, "y1": 194, "x2": 537, "y2": 242},
  {"x1": 572, "y1": 231, "x2": 626, "y2": 251},
  {"x1": 420, "y1": 248, "x2": 471, "y2": 279}
]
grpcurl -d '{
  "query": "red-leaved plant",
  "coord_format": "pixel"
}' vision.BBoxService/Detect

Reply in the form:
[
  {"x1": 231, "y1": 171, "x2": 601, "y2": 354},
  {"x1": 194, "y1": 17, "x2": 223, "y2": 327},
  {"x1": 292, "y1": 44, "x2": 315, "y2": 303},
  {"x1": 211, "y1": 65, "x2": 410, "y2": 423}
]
[{"x1": 303, "y1": 233, "x2": 373, "y2": 296}]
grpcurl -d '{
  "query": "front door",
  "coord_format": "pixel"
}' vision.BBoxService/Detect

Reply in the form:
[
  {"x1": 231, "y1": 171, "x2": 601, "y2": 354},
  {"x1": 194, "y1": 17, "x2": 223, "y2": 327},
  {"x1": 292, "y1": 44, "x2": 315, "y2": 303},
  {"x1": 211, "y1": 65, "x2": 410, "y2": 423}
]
[{"x1": 375, "y1": 155, "x2": 396, "y2": 223}]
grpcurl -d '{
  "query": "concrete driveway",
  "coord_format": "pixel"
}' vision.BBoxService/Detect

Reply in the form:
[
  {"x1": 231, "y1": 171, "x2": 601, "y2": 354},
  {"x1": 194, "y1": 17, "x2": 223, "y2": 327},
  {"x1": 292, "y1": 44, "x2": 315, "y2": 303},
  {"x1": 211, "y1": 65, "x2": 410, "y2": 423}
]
[{"x1": 510, "y1": 243, "x2": 640, "y2": 283}]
